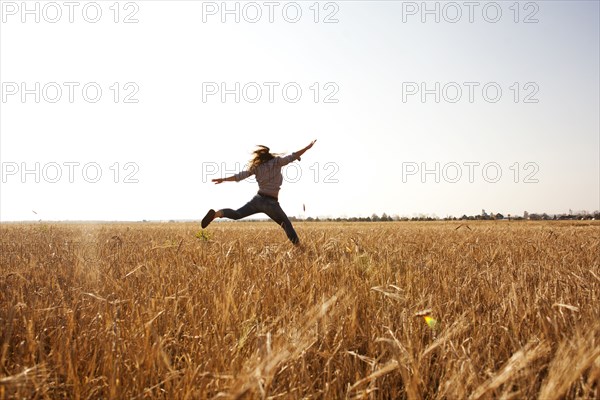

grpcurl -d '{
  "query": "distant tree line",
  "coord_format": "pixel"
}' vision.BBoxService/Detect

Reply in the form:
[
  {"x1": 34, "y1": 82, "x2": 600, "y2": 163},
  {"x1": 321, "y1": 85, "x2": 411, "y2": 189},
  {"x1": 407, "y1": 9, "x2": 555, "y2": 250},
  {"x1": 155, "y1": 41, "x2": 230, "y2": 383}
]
[
  {"x1": 170, "y1": 209, "x2": 597, "y2": 224},
  {"x1": 288, "y1": 209, "x2": 600, "y2": 222}
]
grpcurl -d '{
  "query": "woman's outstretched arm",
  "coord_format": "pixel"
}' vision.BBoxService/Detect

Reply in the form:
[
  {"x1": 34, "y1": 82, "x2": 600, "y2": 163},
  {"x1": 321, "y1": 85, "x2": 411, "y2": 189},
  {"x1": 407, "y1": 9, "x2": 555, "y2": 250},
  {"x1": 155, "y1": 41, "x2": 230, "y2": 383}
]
[
  {"x1": 212, "y1": 170, "x2": 253, "y2": 184},
  {"x1": 294, "y1": 139, "x2": 317, "y2": 159},
  {"x1": 211, "y1": 176, "x2": 234, "y2": 184}
]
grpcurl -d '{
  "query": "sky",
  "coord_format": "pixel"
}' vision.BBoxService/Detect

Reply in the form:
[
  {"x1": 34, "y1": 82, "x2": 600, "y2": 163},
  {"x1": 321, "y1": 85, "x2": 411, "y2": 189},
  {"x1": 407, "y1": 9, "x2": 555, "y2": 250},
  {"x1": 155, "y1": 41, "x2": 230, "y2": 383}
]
[{"x1": 1, "y1": 0, "x2": 599, "y2": 221}]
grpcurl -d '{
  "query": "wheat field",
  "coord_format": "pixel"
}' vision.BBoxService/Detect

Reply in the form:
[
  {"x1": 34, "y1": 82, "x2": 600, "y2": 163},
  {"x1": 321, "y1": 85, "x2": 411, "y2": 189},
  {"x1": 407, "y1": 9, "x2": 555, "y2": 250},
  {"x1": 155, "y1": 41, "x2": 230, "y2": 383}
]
[{"x1": 1, "y1": 221, "x2": 599, "y2": 399}]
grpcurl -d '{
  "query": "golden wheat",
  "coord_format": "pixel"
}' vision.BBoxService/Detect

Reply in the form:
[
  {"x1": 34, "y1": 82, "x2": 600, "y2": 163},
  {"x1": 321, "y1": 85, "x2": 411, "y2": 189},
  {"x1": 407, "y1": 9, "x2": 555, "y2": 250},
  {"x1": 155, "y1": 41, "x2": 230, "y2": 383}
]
[{"x1": 1, "y1": 221, "x2": 598, "y2": 399}]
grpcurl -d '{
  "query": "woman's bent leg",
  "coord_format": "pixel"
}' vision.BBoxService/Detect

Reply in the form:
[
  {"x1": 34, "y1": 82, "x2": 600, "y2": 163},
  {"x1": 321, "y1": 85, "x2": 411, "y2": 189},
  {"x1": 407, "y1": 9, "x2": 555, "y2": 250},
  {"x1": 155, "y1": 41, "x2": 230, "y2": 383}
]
[{"x1": 219, "y1": 196, "x2": 260, "y2": 220}]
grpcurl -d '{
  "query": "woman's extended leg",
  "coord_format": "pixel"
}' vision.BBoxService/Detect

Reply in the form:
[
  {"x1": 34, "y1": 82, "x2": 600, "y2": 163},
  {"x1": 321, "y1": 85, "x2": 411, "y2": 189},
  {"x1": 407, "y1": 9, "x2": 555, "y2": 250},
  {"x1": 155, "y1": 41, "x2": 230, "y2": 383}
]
[{"x1": 261, "y1": 199, "x2": 300, "y2": 245}]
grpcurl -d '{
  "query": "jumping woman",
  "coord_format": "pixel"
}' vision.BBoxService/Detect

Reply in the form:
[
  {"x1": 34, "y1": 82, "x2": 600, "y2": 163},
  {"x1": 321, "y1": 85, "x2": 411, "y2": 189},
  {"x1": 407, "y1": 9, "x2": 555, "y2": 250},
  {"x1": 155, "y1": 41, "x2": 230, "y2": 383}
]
[{"x1": 201, "y1": 140, "x2": 317, "y2": 245}]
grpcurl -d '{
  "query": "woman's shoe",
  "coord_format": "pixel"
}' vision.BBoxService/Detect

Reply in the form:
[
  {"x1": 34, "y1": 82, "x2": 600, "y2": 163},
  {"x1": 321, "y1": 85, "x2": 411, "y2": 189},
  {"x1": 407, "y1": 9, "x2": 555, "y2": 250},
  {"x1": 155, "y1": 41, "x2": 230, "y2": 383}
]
[{"x1": 201, "y1": 209, "x2": 216, "y2": 228}]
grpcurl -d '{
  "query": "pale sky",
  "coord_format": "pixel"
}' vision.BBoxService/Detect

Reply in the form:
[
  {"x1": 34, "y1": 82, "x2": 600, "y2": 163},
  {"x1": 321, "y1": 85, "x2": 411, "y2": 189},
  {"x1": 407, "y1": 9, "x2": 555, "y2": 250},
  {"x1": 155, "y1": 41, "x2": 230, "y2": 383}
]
[{"x1": 1, "y1": 1, "x2": 598, "y2": 221}]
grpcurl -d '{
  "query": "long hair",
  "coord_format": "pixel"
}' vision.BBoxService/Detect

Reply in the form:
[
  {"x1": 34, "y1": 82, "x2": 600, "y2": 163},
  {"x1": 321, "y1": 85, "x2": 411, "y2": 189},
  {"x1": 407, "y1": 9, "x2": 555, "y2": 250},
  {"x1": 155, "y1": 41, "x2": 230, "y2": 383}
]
[{"x1": 249, "y1": 145, "x2": 277, "y2": 171}]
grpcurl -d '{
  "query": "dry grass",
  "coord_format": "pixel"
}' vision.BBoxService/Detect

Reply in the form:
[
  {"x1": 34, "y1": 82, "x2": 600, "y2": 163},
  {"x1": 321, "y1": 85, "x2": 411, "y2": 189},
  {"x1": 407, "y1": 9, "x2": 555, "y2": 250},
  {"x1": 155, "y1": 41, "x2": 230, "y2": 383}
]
[{"x1": 1, "y1": 221, "x2": 599, "y2": 399}]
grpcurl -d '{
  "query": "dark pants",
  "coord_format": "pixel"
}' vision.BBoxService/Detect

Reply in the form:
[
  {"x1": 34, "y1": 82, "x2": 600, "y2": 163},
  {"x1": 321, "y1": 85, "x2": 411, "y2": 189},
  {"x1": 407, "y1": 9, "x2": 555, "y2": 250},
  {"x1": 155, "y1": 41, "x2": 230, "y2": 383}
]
[{"x1": 220, "y1": 194, "x2": 299, "y2": 244}]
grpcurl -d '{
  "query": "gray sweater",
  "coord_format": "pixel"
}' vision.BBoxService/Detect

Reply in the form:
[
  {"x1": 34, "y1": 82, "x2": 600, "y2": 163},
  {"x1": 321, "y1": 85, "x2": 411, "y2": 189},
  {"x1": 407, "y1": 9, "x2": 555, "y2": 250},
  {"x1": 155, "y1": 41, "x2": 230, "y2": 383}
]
[{"x1": 232, "y1": 152, "x2": 300, "y2": 199}]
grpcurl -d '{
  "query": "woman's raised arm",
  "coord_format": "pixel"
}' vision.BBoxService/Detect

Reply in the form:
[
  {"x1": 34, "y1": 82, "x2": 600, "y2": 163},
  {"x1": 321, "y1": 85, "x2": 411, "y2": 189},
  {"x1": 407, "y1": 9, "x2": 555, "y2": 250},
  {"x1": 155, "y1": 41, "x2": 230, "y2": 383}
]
[{"x1": 294, "y1": 139, "x2": 317, "y2": 159}]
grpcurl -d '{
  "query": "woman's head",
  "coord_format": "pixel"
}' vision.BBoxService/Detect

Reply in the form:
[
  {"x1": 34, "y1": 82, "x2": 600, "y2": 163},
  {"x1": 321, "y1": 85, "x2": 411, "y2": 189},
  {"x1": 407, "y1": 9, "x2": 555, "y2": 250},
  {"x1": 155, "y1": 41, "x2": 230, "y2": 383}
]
[{"x1": 250, "y1": 145, "x2": 276, "y2": 170}]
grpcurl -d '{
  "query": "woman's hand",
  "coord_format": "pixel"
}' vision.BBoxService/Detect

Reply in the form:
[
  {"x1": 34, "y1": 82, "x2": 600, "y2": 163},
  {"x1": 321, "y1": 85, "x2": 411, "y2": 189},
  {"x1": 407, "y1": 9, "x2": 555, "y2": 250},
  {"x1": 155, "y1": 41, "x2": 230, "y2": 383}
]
[
  {"x1": 212, "y1": 178, "x2": 225, "y2": 184},
  {"x1": 305, "y1": 139, "x2": 317, "y2": 150}
]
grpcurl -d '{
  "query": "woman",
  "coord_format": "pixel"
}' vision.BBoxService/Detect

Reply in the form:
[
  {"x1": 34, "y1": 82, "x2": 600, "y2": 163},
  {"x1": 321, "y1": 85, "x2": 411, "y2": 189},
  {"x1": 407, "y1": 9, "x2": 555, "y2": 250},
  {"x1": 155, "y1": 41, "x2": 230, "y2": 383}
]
[{"x1": 201, "y1": 140, "x2": 317, "y2": 245}]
